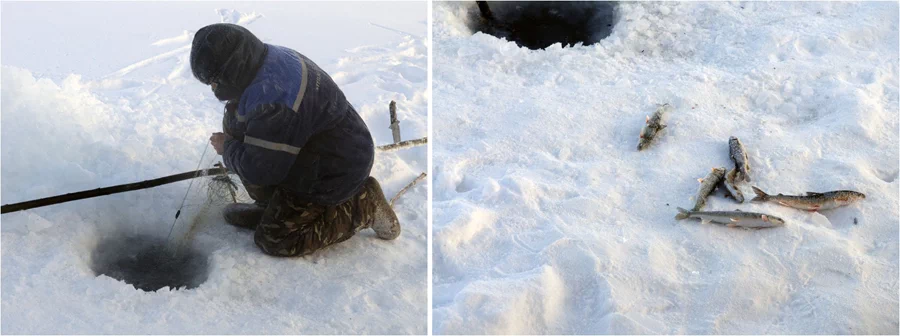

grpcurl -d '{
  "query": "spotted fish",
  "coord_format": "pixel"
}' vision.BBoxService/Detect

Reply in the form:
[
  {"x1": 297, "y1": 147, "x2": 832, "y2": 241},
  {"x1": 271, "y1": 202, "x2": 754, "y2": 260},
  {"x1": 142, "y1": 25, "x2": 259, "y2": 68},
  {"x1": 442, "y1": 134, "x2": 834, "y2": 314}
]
[
  {"x1": 728, "y1": 136, "x2": 751, "y2": 182},
  {"x1": 691, "y1": 167, "x2": 727, "y2": 211},
  {"x1": 637, "y1": 104, "x2": 671, "y2": 151},
  {"x1": 750, "y1": 187, "x2": 866, "y2": 212}
]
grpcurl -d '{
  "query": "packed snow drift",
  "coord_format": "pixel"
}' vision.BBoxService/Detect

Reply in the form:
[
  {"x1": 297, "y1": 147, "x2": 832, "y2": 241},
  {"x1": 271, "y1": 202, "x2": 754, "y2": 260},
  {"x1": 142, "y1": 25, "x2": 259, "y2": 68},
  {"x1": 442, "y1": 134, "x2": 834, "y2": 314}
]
[
  {"x1": 433, "y1": 1, "x2": 898, "y2": 334},
  {"x1": 2, "y1": 2, "x2": 427, "y2": 334}
]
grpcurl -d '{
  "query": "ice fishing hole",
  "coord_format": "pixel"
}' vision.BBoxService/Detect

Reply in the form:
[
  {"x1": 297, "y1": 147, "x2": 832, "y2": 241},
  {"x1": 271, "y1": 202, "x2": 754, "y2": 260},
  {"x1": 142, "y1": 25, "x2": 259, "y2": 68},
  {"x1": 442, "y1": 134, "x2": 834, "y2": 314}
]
[
  {"x1": 468, "y1": 1, "x2": 618, "y2": 50},
  {"x1": 91, "y1": 233, "x2": 210, "y2": 292}
]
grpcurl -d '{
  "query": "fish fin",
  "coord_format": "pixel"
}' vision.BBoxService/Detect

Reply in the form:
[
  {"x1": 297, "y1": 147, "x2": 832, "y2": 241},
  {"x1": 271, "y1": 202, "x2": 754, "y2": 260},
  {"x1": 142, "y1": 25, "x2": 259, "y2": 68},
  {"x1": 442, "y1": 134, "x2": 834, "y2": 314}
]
[
  {"x1": 761, "y1": 215, "x2": 769, "y2": 222},
  {"x1": 806, "y1": 192, "x2": 824, "y2": 196},
  {"x1": 735, "y1": 209, "x2": 742, "y2": 211},
  {"x1": 751, "y1": 186, "x2": 768, "y2": 202},
  {"x1": 645, "y1": 115, "x2": 650, "y2": 123},
  {"x1": 727, "y1": 223, "x2": 737, "y2": 227},
  {"x1": 700, "y1": 218, "x2": 711, "y2": 225},
  {"x1": 659, "y1": 124, "x2": 667, "y2": 130},
  {"x1": 697, "y1": 178, "x2": 704, "y2": 183},
  {"x1": 675, "y1": 207, "x2": 690, "y2": 220},
  {"x1": 730, "y1": 218, "x2": 739, "y2": 222}
]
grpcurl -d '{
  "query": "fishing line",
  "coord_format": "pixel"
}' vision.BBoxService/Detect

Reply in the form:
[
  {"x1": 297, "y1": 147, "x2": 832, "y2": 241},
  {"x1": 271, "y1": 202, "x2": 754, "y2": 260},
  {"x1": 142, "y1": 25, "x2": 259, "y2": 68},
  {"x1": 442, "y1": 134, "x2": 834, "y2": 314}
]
[{"x1": 166, "y1": 141, "x2": 211, "y2": 246}]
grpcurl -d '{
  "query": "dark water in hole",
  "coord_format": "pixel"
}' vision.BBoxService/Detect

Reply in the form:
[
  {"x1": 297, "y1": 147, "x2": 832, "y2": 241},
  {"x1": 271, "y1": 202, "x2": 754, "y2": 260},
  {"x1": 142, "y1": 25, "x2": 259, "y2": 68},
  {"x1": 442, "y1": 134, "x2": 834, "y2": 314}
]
[
  {"x1": 91, "y1": 233, "x2": 210, "y2": 292},
  {"x1": 467, "y1": 1, "x2": 618, "y2": 50}
]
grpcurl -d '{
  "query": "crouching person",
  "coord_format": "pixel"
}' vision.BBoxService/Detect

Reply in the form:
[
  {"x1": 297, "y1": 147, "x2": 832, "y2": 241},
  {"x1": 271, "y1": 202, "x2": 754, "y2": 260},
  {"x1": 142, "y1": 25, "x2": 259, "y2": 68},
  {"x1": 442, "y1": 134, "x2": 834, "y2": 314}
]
[{"x1": 189, "y1": 23, "x2": 400, "y2": 257}]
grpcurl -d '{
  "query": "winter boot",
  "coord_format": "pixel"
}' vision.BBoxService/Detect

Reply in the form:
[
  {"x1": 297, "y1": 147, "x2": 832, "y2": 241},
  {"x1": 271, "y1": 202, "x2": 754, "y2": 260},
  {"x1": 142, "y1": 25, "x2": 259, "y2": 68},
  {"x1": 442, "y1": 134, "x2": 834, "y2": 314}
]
[
  {"x1": 223, "y1": 202, "x2": 266, "y2": 229},
  {"x1": 361, "y1": 177, "x2": 401, "y2": 240}
]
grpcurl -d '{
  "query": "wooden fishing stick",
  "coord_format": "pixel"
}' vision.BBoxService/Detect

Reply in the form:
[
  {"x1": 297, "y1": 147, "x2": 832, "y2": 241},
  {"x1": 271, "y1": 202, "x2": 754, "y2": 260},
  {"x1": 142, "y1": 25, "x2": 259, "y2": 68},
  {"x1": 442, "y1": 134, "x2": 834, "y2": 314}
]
[
  {"x1": 1, "y1": 167, "x2": 231, "y2": 214},
  {"x1": 390, "y1": 172, "x2": 428, "y2": 207},
  {"x1": 377, "y1": 137, "x2": 427, "y2": 152}
]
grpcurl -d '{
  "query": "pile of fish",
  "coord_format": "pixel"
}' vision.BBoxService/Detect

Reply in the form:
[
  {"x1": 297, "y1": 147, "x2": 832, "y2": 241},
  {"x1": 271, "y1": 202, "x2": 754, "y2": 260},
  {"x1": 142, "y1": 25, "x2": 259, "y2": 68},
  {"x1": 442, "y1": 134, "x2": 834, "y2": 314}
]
[
  {"x1": 674, "y1": 149, "x2": 784, "y2": 230},
  {"x1": 634, "y1": 104, "x2": 867, "y2": 229},
  {"x1": 674, "y1": 134, "x2": 865, "y2": 229}
]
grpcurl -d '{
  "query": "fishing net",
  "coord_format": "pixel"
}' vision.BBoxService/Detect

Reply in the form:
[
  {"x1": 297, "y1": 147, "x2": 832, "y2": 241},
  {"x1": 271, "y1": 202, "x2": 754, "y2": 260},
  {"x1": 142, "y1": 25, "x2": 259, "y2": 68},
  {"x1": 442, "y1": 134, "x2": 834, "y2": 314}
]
[
  {"x1": 166, "y1": 144, "x2": 253, "y2": 247},
  {"x1": 91, "y1": 142, "x2": 252, "y2": 292}
]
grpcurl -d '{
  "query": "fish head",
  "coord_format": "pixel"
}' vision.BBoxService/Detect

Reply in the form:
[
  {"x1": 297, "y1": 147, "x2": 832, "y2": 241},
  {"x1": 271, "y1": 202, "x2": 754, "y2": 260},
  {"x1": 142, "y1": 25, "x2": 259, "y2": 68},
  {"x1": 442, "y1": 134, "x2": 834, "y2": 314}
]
[
  {"x1": 837, "y1": 190, "x2": 866, "y2": 203},
  {"x1": 763, "y1": 215, "x2": 786, "y2": 226}
]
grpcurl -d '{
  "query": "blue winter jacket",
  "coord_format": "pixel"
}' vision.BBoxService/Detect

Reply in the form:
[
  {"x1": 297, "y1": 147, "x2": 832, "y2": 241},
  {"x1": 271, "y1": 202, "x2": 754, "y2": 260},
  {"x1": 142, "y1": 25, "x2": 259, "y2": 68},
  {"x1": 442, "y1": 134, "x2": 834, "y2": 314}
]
[{"x1": 222, "y1": 44, "x2": 374, "y2": 206}]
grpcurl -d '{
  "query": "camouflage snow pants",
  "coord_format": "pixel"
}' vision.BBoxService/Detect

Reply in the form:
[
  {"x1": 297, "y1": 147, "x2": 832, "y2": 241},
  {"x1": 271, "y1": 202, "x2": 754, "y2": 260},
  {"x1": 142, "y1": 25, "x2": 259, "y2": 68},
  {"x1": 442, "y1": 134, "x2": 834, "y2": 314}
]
[{"x1": 242, "y1": 178, "x2": 376, "y2": 257}]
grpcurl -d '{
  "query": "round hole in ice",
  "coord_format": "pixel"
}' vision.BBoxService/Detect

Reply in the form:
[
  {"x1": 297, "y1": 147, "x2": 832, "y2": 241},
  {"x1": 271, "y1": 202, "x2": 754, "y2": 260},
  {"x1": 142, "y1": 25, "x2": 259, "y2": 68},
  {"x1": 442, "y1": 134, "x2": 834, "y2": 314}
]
[
  {"x1": 467, "y1": 1, "x2": 618, "y2": 50},
  {"x1": 90, "y1": 233, "x2": 209, "y2": 292}
]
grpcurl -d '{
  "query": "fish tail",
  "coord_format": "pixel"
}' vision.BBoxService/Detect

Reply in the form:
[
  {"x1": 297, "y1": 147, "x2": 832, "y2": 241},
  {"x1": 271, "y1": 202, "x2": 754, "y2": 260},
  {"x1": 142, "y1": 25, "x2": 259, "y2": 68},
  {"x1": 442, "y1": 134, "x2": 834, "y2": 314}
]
[
  {"x1": 675, "y1": 207, "x2": 691, "y2": 220},
  {"x1": 751, "y1": 186, "x2": 768, "y2": 202}
]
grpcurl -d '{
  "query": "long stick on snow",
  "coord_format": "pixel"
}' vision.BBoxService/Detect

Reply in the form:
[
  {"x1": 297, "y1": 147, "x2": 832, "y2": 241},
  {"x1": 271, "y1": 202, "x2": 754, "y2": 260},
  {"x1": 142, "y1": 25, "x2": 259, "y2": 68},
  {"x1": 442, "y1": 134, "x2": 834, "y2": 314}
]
[
  {"x1": 377, "y1": 137, "x2": 427, "y2": 152},
  {"x1": 390, "y1": 172, "x2": 427, "y2": 207},
  {"x1": 3, "y1": 136, "x2": 426, "y2": 214},
  {"x1": 0, "y1": 167, "x2": 231, "y2": 214}
]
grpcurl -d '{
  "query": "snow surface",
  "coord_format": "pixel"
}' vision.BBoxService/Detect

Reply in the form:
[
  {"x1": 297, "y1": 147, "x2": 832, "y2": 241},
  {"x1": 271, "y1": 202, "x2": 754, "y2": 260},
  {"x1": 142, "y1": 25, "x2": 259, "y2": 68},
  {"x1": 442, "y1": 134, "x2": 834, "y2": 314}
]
[
  {"x1": 433, "y1": 1, "x2": 898, "y2": 334},
  {"x1": 1, "y1": 2, "x2": 427, "y2": 334}
]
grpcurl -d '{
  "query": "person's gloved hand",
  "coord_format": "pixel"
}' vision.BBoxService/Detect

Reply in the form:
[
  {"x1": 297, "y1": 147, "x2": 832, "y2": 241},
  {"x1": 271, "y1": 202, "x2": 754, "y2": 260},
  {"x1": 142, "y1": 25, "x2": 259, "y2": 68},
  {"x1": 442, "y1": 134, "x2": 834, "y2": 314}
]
[{"x1": 210, "y1": 132, "x2": 233, "y2": 155}]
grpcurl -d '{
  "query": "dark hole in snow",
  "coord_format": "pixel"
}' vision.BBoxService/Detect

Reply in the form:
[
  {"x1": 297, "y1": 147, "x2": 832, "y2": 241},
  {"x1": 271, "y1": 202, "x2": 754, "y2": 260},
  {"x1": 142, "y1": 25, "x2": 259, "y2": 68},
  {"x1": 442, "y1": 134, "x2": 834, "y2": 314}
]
[
  {"x1": 91, "y1": 233, "x2": 209, "y2": 292},
  {"x1": 468, "y1": 1, "x2": 618, "y2": 50}
]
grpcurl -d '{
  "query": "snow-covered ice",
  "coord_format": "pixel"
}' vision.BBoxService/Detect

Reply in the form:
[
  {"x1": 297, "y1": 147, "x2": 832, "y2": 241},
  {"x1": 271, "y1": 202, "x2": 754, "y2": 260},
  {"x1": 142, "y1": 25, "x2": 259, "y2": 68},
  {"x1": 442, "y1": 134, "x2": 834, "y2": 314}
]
[
  {"x1": 2, "y1": 2, "x2": 427, "y2": 334},
  {"x1": 433, "y1": 1, "x2": 898, "y2": 334}
]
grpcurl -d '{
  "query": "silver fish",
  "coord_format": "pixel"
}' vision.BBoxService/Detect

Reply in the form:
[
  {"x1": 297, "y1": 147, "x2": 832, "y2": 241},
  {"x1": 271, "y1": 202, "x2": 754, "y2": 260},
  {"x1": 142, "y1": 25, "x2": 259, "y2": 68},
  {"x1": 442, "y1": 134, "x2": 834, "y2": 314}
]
[
  {"x1": 637, "y1": 104, "x2": 671, "y2": 151},
  {"x1": 728, "y1": 136, "x2": 751, "y2": 182},
  {"x1": 750, "y1": 187, "x2": 866, "y2": 211},
  {"x1": 718, "y1": 168, "x2": 745, "y2": 203},
  {"x1": 675, "y1": 207, "x2": 785, "y2": 228},
  {"x1": 692, "y1": 167, "x2": 727, "y2": 211}
]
